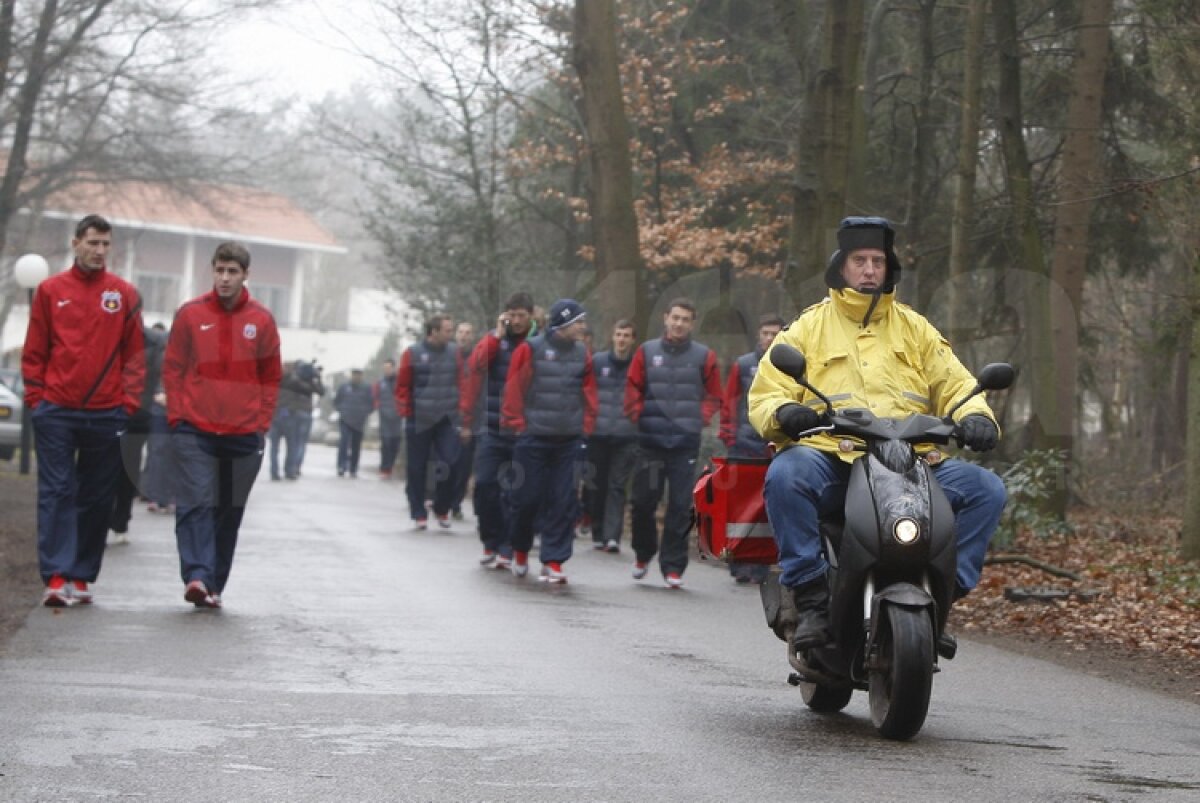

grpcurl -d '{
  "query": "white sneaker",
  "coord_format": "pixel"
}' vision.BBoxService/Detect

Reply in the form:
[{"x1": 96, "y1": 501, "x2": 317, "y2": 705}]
[
  {"x1": 511, "y1": 551, "x2": 529, "y2": 578},
  {"x1": 664, "y1": 572, "x2": 684, "y2": 589},
  {"x1": 604, "y1": 539, "x2": 619, "y2": 553},
  {"x1": 632, "y1": 561, "x2": 649, "y2": 580},
  {"x1": 479, "y1": 549, "x2": 497, "y2": 566}
]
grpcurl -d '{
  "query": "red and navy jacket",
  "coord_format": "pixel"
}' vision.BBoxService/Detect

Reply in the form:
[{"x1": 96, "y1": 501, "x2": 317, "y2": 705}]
[
  {"x1": 624, "y1": 335, "x2": 722, "y2": 451},
  {"x1": 720, "y1": 349, "x2": 772, "y2": 456},
  {"x1": 460, "y1": 329, "x2": 529, "y2": 434},
  {"x1": 22, "y1": 263, "x2": 145, "y2": 413},
  {"x1": 501, "y1": 333, "x2": 598, "y2": 437},
  {"x1": 162, "y1": 288, "x2": 281, "y2": 435}
]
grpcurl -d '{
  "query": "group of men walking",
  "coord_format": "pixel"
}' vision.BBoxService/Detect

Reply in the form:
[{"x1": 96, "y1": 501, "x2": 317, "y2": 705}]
[{"x1": 21, "y1": 213, "x2": 1007, "y2": 652}]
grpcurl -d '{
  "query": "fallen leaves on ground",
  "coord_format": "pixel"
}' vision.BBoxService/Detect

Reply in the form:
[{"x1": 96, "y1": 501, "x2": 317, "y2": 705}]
[{"x1": 953, "y1": 510, "x2": 1199, "y2": 684}]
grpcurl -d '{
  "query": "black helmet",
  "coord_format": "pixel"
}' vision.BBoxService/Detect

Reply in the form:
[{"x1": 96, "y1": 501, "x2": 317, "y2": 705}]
[{"x1": 824, "y1": 216, "x2": 903, "y2": 292}]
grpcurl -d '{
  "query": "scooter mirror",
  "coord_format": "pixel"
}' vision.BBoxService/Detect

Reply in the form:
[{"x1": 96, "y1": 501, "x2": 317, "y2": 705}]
[
  {"x1": 976, "y1": 363, "x2": 1015, "y2": 392},
  {"x1": 770, "y1": 343, "x2": 808, "y2": 383}
]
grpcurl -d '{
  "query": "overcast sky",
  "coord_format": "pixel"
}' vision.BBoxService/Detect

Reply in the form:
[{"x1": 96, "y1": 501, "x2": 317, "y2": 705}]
[{"x1": 225, "y1": 1, "x2": 379, "y2": 104}]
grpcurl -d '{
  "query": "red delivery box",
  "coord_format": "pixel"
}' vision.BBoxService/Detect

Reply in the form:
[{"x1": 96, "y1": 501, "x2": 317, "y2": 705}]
[{"x1": 693, "y1": 457, "x2": 778, "y2": 565}]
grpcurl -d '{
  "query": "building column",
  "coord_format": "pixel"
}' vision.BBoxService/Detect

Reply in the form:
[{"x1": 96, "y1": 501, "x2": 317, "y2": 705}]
[{"x1": 289, "y1": 251, "x2": 308, "y2": 329}]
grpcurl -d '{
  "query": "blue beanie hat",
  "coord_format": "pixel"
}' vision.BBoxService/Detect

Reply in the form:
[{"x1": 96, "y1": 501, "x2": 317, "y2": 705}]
[{"x1": 548, "y1": 298, "x2": 587, "y2": 331}]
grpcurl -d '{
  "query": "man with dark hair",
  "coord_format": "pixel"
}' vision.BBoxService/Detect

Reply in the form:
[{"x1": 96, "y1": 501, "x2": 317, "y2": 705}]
[
  {"x1": 719, "y1": 313, "x2": 785, "y2": 583},
  {"x1": 501, "y1": 298, "x2": 597, "y2": 583},
  {"x1": 625, "y1": 298, "x2": 722, "y2": 589},
  {"x1": 750, "y1": 216, "x2": 1006, "y2": 654},
  {"x1": 334, "y1": 369, "x2": 374, "y2": 478},
  {"x1": 163, "y1": 241, "x2": 281, "y2": 609},
  {"x1": 397, "y1": 314, "x2": 461, "y2": 528},
  {"x1": 460, "y1": 292, "x2": 534, "y2": 566},
  {"x1": 374, "y1": 359, "x2": 402, "y2": 478},
  {"x1": 583, "y1": 319, "x2": 639, "y2": 553},
  {"x1": 23, "y1": 214, "x2": 145, "y2": 606}
]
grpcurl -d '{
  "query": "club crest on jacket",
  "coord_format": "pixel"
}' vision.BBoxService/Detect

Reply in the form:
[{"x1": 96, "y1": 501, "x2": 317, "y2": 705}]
[
  {"x1": 101, "y1": 290, "x2": 122, "y2": 313},
  {"x1": 243, "y1": 323, "x2": 257, "y2": 340}
]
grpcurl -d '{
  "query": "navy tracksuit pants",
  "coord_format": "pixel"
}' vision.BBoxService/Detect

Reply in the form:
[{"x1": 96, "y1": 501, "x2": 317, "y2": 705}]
[
  {"x1": 171, "y1": 424, "x2": 262, "y2": 594},
  {"x1": 508, "y1": 435, "x2": 582, "y2": 564},
  {"x1": 32, "y1": 403, "x2": 126, "y2": 583}
]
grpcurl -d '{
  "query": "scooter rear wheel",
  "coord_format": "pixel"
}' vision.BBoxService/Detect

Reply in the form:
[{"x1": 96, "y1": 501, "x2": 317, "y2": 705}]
[
  {"x1": 800, "y1": 681, "x2": 853, "y2": 713},
  {"x1": 868, "y1": 604, "x2": 933, "y2": 740}
]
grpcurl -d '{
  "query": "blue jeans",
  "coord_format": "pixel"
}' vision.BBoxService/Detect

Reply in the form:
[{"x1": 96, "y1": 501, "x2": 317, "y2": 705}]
[
  {"x1": 171, "y1": 424, "x2": 262, "y2": 593},
  {"x1": 630, "y1": 446, "x2": 700, "y2": 575},
  {"x1": 32, "y1": 403, "x2": 126, "y2": 582},
  {"x1": 472, "y1": 432, "x2": 516, "y2": 555},
  {"x1": 337, "y1": 421, "x2": 363, "y2": 475},
  {"x1": 509, "y1": 435, "x2": 582, "y2": 563},
  {"x1": 764, "y1": 446, "x2": 1007, "y2": 591}
]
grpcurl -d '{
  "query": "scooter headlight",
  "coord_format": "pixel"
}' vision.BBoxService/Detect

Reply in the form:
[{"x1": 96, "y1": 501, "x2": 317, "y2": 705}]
[{"x1": 893, "y1": 517, "x2": 920, "y2": 545}]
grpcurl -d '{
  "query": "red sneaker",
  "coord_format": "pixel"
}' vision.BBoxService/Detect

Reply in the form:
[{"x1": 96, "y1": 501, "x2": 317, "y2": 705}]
[
  {"x1": 42, "y1": 575, "x2": 73, "y2": 607},
  {"x1": 632, "y1": 561, "x2": 649, "y2": 580},
  {"x1": 70, "y1": 580, "x2": 93, "y2": 604},
  {"x1": 511, "y1": 551, "x2": 530, "y2": 578},
  {"x1": 664, "y1": 572, "x2": 684, "y2": 589},
  {"x1": 541, "y1": 562, "x2": 567, "y2": 584},
  {"x1": 184, "y1": 579, "x2": 210, "y2": 606}
]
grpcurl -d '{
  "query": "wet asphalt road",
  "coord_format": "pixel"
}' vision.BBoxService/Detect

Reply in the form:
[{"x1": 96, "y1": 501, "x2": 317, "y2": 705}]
[{"x1": 0, "y1": 444, "x2": 1197, "y2": 802}]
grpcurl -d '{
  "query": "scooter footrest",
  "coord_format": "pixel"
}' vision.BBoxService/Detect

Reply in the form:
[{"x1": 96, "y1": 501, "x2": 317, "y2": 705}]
[{"x1": 936, "y1": 632, "x2": 958, "y2": 660}]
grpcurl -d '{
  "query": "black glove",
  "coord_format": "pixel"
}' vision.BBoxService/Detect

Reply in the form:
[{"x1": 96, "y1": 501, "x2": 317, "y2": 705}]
[
  {"x1": 957, "y1": 414, "x2": 998, "y2": 452},
  {"x1": 776, "y1": 404, "x2": 823, "y2": 440}
]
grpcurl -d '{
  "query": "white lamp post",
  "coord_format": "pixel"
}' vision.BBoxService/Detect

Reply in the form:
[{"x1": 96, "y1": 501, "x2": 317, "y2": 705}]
[{"x1": 13, "y1": 253, "x2": 49, "y2": 475}]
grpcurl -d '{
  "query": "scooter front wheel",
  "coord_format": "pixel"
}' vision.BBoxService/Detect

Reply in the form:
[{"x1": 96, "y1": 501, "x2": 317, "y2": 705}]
[
  {"x1": 800, "y1": 681, "x2": 853, "y2": 713},
  {"x1": 868, "y1": 604, "x2": 933, "y2": 740}
]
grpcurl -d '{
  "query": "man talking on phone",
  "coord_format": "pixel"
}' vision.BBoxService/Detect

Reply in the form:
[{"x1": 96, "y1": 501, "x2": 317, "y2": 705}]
[{"x1": 459, "y1": 292, "x2": 535, "y2": 568}]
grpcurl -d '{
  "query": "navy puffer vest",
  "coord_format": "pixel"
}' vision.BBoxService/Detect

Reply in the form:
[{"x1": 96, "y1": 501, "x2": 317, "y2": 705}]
[
  {"x1": 521, "y1": 334, "x2": 588, "y2": 437},
  {"x1": 639, "y1": 338, "x2": 712, "y2": 450},
  {"x1": 733, "y1": 350, "x2": 769, "y2": 453},
  {"x1": 407, "y1": 340, "x2": 459, "y2": 428},
  {"x1": 592, "y1": 350, "x2": 635, "y2": 439},
  {"x1": 485, "y1": 333, "x2": 524, "y2": 434}
]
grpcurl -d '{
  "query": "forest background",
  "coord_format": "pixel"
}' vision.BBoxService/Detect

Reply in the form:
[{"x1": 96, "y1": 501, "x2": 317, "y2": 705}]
[{"x1": 0, "y1": 1, "x2": 1196, "y2": 682}]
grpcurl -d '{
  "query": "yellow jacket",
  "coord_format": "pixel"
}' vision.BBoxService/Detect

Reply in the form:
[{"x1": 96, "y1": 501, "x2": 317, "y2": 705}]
[{"x1": 748, "y1": 289, "x2": 998, "y2": 460}]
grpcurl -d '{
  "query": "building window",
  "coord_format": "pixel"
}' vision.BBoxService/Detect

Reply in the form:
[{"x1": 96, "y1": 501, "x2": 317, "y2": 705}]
[
  {"x1": 134, "y1": 273, "x2": 180, "y2": 315},
  {"x1": 253, "y1": 284, "x2": 291, "y2": 325}
]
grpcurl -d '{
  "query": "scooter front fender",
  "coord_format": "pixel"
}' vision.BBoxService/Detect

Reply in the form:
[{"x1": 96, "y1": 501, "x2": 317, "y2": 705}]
[{"x1": 866, "y1": 583, "x2": 934, "y2": 657}]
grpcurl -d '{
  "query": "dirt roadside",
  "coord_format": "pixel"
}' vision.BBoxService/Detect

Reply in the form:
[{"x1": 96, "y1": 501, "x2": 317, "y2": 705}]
[{"x1": 0, "y1": 469, "x2": 1196, "y2": 702}]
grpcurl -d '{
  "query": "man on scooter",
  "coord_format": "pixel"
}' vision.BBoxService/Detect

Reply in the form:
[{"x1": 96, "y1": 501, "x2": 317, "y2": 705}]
[{"x1": 748, "y1": 216, "x2": 1007, "y2": 655}]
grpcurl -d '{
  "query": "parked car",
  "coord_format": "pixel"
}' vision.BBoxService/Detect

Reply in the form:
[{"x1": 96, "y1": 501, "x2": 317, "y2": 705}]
[{"x1": 0, "y1": 376, "x2": 22, "y2": 462}]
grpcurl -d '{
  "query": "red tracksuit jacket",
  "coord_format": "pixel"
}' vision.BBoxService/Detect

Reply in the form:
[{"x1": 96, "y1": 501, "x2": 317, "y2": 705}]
[
  {"x1": 163, "y1": 288, "x2": 282, "y2": 435},
  {"x1": 22, "y1": 263, "x2": 145, "y2": 413}
]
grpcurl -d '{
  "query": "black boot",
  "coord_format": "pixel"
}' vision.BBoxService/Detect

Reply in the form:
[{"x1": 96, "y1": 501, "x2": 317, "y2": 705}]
[{"x1": 788, "y1": 576, "x2": 831, "y2": 652}]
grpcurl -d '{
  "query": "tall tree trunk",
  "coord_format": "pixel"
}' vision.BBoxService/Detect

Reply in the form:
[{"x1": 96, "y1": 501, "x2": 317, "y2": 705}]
[
  {"x1": 906, "y1": 0, "x2": 936, "y2": 311},
  {"x1": 1185, "y1": 249, "x2": 1200, "y2": 559},
  {"x1": 572, "y1": 0, "x2": 647, "y2": 331},
  {"x1": 948, "y1": 0, "x2": 988, "y2": 338},
  {"x1": 994, "y1": 0, "x2": 1066, "y2": 515},
  {"x1": 1050, "y1": 0, "x2": 1112, "y2": 487},
  {"x1": 776, "y1": 0, "x2": 867, "y2": 303}
]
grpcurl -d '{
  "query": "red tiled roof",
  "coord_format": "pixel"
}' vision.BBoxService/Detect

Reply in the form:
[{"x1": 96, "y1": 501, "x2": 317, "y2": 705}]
[{"x1": 41, "y1": 179, "x2": 343, "y2": 252}]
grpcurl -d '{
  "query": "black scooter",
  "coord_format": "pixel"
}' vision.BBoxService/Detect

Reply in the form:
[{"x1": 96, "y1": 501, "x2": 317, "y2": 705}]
[{"x1": 760, "y1": 344, "x2": 1013, "y2": 740}]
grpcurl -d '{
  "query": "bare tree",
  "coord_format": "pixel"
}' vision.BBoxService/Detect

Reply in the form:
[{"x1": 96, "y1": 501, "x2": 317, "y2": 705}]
[{"x1": 0, "y1": 0, "x2": 283, "y2": 332}]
